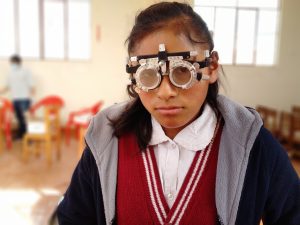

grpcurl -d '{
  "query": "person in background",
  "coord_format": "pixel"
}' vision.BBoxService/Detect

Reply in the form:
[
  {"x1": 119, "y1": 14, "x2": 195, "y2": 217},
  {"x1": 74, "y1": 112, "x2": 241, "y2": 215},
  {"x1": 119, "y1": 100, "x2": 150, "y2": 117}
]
[
  {"x1": 0, "y1": 55, "x2": 35, "y2": 139},
  {"x1": 57, "y1": 2, "x2": 300, "y2": 225}
]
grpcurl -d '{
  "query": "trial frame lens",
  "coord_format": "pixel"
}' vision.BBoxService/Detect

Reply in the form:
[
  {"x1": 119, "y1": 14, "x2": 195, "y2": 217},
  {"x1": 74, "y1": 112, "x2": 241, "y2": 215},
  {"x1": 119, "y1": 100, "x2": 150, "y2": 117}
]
[
  {"x1": 135, "y1": 62, "x2": 161, "y2": 91},
  {"x1": 134, "y1": 59, "x2": 197, "y2": 91}
]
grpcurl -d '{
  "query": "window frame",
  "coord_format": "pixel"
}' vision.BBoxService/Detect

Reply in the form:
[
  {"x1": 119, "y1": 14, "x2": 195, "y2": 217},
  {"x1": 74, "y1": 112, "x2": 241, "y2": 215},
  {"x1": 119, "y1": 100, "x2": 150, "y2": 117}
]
[
  {"x1": 194, "y1": 1, "x2": 281, "y2": 66},
  {"x1": 0, "y1": 0, "x2": 91, "y2": 61}
]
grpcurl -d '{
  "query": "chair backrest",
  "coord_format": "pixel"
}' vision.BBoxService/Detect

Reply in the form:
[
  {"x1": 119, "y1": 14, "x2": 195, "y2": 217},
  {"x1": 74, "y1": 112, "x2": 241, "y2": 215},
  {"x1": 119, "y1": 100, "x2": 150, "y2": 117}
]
[
  {"x1": 0, "y1": 97, "x2": 13, "y2": 123},
  {"x1": 256, "y1": 105, "x2": 278, "y2": 136},
  {"x1": 278, "y1": 111, "x2": 292, "y2": 141},
  {"x1": 65, "y1": 101, "x2": 103, "y2": 145},
  {"x1": 0, "y1": 98, "x2": 14, "y2": 149},
  {"x1": 44, "y1": 105, "x2": 61, "y2": 136},
  {"x1": 30, "y1": 95, "x2": 64, "y2": 115},
  {"x1": 292, "y1": 106, "x2": 300, "y2": 114},
  {"x1": 28, "y1": 95, "x2": 64, "y2": 135},
  {"x1": 68, "y1": 100, "x2": 103, "y2": 125},
  {"x1": 291, "y1": 106, "x2": 300, "y2": 143},
  {"x1": 277, "y1": 106, "x2": 300, "y2": 149},
  {"x1": 91, "y1": 101, "x2": 104, "y2": 115}
]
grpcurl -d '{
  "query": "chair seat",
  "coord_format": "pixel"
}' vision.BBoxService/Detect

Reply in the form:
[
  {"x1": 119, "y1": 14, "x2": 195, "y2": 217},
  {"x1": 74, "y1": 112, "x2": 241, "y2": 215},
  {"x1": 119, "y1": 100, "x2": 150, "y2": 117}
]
[
  {"x1": 27, "y1": 120, "x2": 47, "y2": 134},
  {"x1": 73, "y1": 113, "x2": 92, "y2": 125}
]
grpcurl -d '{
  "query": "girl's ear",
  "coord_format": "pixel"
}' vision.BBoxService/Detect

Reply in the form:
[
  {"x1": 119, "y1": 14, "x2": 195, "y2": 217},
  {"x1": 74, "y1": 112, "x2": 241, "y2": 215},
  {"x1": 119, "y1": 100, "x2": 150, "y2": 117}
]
[{"x1": 208, "y1": 51, "x2": 219, "y2": 84}]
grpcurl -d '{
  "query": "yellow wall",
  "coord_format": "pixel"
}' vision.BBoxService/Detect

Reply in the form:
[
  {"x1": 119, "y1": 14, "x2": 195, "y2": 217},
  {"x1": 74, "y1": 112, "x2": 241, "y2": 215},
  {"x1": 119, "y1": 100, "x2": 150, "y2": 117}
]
[{"x1": 0, "y1": 0, "x2": 299, "y2": 122}]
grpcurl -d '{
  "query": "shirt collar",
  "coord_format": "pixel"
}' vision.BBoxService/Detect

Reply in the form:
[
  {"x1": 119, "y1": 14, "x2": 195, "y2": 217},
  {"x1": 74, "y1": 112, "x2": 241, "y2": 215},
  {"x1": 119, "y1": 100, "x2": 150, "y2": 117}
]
[{"x1": 149, "y1": 104, "x2": 217, "y2": 151}]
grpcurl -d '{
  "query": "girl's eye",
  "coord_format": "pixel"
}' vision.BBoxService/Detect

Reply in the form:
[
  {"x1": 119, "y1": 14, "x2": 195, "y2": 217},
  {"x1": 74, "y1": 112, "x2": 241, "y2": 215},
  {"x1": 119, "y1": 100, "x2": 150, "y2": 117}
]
[
  {"x1": 172, "y1": 67, "x2": 191, "y2": 85},
  {"x1": 140, "y1": 69, "x2": 158, "y2": 86}
]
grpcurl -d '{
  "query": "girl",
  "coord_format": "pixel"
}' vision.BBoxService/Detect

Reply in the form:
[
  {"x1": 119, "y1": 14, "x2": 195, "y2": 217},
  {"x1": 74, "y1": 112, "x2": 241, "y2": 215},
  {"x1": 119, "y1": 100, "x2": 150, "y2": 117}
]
[{"x1": 57, "y1": 2, "x2": 300, "y2": 225}]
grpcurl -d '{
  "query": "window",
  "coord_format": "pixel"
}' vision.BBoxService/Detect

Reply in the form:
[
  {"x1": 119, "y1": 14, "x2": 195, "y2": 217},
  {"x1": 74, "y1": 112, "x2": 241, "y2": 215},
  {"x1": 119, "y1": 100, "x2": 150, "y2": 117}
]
[
  {"x1": 194, "y1": 0, "x2": 280, "y2": 65},
  {"x1": 44, "y1": 0, "x2": 65, "y2": 59},
  {"x1": 0, "y1": 0, "x2": 15, "y2": 57},
  {"x1": 0, "y1": 0, "x2": 91, "y2": 60}
]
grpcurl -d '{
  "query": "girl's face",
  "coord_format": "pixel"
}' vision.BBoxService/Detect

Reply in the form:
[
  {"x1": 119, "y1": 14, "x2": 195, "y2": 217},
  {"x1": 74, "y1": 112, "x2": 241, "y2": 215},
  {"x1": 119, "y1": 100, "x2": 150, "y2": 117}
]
[{"x1": 131, "y1": 29, "x2": 218, "y2": 139}]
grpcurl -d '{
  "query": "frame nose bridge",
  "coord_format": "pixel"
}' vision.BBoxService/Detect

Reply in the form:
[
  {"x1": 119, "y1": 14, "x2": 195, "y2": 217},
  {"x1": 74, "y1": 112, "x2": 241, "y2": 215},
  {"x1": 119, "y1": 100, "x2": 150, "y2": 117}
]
[
  {"x1": 157, "y1": 75, "x2": 178, "y2": 98},
  {"x1": 158, "y1": 60, "x2": 171, "y2": 78}
]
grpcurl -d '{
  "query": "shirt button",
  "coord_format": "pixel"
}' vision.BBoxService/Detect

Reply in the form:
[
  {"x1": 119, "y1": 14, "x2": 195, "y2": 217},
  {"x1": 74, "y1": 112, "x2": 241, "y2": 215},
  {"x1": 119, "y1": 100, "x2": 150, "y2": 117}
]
[
  {"x1": 171, "y1": 143, "x2": 176, "y2": 148},
  {"x1": 167, "y1": 193, "x2": 173, "y2": 199}
]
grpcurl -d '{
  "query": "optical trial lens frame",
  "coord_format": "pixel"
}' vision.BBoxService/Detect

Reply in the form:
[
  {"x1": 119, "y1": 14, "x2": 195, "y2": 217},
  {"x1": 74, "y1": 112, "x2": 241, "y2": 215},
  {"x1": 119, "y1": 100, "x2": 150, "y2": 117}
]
[{"x1": 126, "y1": 44, "x2": 211, "y2": 74}]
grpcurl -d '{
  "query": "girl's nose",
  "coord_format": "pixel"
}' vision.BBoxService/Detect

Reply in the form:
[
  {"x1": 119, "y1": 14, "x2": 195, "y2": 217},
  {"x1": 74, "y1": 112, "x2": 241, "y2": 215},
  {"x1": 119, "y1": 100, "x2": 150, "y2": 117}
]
[{"x1": 156, "y1": 76, "x2": 178, "y2": 100}]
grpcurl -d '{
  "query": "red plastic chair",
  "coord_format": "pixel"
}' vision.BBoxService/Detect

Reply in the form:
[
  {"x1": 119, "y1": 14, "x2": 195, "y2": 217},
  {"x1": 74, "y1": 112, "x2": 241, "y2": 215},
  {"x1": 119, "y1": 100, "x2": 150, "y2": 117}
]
[
  {"x1": 29, "y1": 95, "x2": 64, "y2": 115},
  {"x1": 22, "y1": 95, "x2": 65, "y2": 165},
  {"x1": 0, "y1": 97, "x2": 14, "y2": 150},
  {"x1": 65, "y1": 101, "x2": 103, "y2": 146}
]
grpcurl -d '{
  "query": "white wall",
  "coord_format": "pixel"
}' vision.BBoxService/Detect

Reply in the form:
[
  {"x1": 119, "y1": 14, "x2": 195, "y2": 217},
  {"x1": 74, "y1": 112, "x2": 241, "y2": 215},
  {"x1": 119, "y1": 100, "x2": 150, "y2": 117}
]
[
  {"x1": 0, "y1": 0, "x2": 299, "y2": 122},
  {"x1": 220, "y1": 0, "x2": 300, "y2": 110}
]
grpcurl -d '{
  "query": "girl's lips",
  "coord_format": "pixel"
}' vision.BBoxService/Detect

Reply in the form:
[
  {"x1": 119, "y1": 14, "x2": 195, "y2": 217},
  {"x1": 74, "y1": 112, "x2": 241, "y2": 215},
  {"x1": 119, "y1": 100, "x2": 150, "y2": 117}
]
[{"x1": 155, "y1": 106, "x2": 183, "y2": 115}]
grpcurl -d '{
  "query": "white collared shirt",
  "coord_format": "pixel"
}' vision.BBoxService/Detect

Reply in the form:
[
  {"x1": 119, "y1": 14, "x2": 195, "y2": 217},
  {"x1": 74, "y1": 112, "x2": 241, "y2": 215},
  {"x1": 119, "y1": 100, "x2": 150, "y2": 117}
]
[
  {"x1": 6, "y1": 65, "x2": 34, "y2": 100},
  {"x1": 149, "y1": 105, "x2": 217, "y2": 207}
]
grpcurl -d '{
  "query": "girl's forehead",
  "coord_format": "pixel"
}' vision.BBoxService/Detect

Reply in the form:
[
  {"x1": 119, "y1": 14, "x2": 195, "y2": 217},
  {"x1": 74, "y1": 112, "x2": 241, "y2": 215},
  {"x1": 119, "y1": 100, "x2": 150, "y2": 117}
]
[{"x1": 131, "y1": 29, "x2": 196, "y2": 56}]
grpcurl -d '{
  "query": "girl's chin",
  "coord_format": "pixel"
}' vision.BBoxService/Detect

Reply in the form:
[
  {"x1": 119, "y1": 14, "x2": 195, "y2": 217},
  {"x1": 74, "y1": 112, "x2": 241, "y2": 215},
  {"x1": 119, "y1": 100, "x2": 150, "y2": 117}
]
[{"x1": 160, "y1": 121, "x2": 188, "y2": 132}]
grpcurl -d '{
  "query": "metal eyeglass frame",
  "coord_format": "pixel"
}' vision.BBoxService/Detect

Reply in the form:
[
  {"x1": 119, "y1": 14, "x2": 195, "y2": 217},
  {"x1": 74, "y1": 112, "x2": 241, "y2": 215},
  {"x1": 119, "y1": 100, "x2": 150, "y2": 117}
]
[{"x1": 126, "y1": 44, "x2": 211, "y2": 92}]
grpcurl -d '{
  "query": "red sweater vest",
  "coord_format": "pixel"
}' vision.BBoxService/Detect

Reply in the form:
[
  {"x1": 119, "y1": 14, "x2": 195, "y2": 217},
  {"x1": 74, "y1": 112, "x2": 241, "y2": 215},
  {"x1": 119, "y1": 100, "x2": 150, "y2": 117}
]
[{"x1": 117, "y1": 120, "x2": 223, "y2": 225}]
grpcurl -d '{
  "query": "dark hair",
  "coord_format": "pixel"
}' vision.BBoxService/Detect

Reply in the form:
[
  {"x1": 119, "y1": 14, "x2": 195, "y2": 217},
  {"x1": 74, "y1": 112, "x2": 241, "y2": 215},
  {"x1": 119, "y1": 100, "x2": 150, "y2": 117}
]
[
  {"x1": 10, "y1": 54, "x2": 22, "y2": 65},
  {"x1": 110, "y1": 1, "x2": 219, "y2": 150}
]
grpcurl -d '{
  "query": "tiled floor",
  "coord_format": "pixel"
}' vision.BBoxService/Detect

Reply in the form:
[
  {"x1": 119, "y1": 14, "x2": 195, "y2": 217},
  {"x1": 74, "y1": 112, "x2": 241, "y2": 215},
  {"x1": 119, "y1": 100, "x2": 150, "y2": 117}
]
[
  {"x1": 0, "y1": 140, "x2": 79, "y2": 225},
  {"x1": 0, "y1": 140, "x2": 299, "y2": 225}
]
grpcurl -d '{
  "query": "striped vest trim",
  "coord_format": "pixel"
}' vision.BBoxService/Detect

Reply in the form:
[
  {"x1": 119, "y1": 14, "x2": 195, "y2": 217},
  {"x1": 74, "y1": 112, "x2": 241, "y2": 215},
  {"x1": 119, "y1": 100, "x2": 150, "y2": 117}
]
[
  {"x1": 141, "y1": 119, "x2": 222, "y2": 225},
  {"x1": 116, "y1": 118, "x2": 223, "y2": 225}
]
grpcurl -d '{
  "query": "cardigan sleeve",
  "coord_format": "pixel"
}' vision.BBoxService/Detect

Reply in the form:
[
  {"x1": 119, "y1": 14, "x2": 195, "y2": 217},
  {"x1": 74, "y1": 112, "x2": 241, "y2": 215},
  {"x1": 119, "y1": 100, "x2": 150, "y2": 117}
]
[
  {"x1": 235, "y1": 127, "x2": 300, "y2": 225},
  {"x1": 261, "y1": 129, "x2": 300, "y2": 225},
  {"x1": 57, "y1": 146, "x2": 106, "y2": 225}
]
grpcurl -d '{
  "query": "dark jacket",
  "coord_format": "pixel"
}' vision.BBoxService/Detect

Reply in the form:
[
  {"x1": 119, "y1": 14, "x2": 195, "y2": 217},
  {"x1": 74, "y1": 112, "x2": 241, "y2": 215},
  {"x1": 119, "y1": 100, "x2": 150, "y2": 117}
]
[{"x1": 57, "y1": 95, "x2": 300, "y2": 225}]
